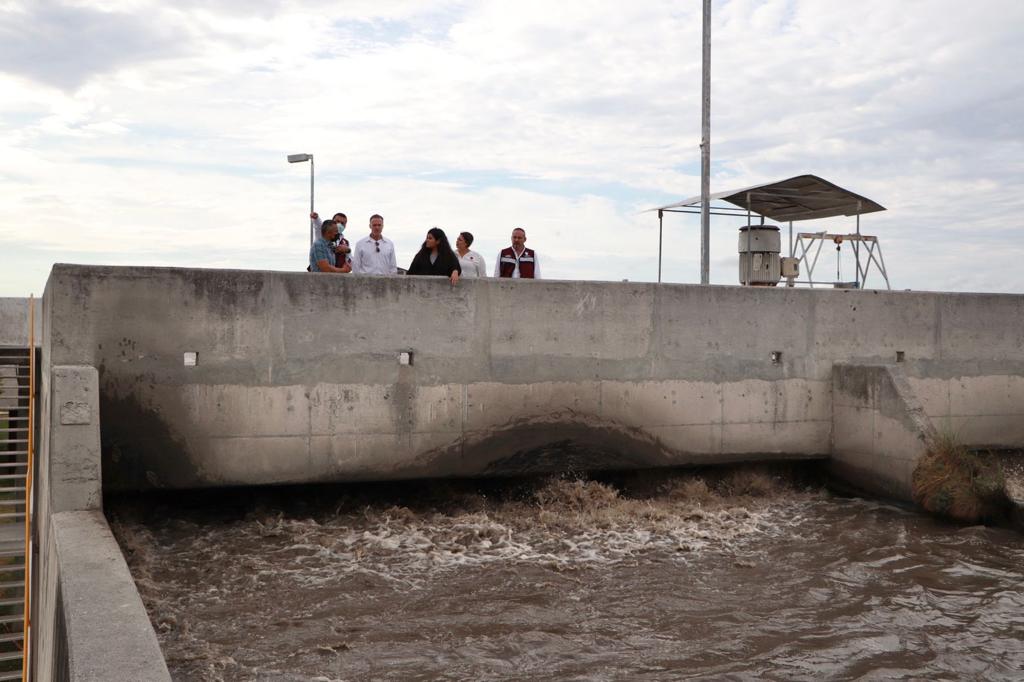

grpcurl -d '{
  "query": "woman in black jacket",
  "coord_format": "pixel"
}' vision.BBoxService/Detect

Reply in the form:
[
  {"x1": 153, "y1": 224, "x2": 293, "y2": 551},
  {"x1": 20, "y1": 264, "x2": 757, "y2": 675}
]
[{"x1": 407, "y1": 227, "x2": 462, "y2": 285}]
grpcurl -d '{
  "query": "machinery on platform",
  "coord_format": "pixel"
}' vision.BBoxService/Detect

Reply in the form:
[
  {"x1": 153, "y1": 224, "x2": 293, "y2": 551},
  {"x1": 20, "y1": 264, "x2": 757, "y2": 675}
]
[
  {"x1": 738, "y1": 225, "x2": 782, "y2": 286},
  {"x1": 649, "y1": 174, "x2": 891, "y2": 289}
]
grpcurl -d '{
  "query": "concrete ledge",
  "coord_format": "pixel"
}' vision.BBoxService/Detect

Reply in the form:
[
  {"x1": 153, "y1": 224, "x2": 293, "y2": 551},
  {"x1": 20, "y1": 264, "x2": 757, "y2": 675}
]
[
  {"x1": 34, "y1": 365, "x2": 106, "y2": 679},
  {"x1": 53, "y1": 511, "x2": 170, "y2": 681},
  {"x1": 831, "y1": 364, "x2": 937, "y2": 500}
]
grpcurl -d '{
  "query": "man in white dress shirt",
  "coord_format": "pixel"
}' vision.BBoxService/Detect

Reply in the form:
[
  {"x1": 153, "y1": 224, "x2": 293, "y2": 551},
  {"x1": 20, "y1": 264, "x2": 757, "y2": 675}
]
[{"x1": 352, "y1": 214, "x2": 398, "y2": 275}]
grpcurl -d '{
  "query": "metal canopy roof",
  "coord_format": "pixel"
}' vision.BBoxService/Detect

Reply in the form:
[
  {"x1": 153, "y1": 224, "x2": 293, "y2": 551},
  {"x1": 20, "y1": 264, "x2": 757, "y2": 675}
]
[{"x1": 651, "y1": 174, "x2": 885, "y2": 222}]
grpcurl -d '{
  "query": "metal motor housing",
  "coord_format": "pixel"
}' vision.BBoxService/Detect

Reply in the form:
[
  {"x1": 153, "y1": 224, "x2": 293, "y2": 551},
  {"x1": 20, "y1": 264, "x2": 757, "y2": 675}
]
[{"x1": 738, "y1": 225, "x2": 781, "y2": 286}]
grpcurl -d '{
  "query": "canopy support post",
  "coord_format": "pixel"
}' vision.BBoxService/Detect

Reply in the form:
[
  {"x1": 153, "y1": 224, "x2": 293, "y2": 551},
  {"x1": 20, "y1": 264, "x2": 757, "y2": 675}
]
[
  {"x1": 874, "y1": 239, "x2": 892, "y2": 290},
  {"x1": 658, "y1": 210, "x2": 663, "y2": 284},
  {"x1": 745, "y1": 193, "x2": 752, "y2": 286},
  {"x1": 854, "y1": 201, "x2": 862, "y2": 288}
]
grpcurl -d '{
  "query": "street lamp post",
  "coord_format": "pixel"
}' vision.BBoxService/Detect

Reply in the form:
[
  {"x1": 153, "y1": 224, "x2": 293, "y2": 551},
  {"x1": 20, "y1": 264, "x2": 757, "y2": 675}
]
[{"x1": 287, "y1": 153, "x2": 315, "y2": 246}]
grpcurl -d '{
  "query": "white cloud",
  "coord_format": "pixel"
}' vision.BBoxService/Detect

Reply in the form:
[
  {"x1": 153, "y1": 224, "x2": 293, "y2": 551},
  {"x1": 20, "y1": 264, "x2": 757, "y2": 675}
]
[{"x1": 1, "y1": 0, "x2": 1023, "y2": 295}]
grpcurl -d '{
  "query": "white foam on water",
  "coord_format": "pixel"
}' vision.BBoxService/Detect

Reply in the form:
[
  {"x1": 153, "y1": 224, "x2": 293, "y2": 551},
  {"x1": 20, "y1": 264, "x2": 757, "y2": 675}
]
[
  {"x1": 123, "y1": 479, "x2": 820, "y2": 594},
  {"x1": 109, "y1": 473, "x2": 829, "y2": 679},
  {"x1": 108, "y1": 473, "x2": 1024, "y2": 682}
]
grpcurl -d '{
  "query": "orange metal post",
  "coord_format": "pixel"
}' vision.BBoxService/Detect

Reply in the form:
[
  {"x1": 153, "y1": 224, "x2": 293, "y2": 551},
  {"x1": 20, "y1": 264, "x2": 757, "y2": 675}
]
[{"x1": 21, "y1": 296, "x2": 34, "y2": 682}]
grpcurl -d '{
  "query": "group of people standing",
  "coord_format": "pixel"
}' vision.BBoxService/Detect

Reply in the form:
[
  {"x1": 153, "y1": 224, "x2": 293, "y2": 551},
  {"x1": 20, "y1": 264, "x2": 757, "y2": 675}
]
[{"x1": 307, "y1": 212, "x2": 540, "y2": 285}]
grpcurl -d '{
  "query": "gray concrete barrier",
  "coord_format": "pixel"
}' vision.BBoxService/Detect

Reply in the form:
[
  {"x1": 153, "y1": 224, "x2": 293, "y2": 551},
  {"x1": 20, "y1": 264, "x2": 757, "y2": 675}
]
[
  {"x1": 30, "y1": 264, "x2": 1024, "y2": 677},
  {"x1": 32, "y1": 364, "x2": 168, "y2": 681},
  {"x1": 831, "y1": 364, "x2": 937, "y2": 499},
  {"x1": 37, "y1": 264, "x2": 1024, "y2": 492},
  {"x1": 48, "y1": 511, "x2": 170, "y2": 682}
]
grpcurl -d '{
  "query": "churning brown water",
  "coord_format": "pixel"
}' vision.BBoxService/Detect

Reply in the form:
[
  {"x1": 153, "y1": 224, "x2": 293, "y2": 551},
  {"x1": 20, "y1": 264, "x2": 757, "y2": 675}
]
[{"x1": 109, "y1": 468, "x2": 1024, "y2": 681}]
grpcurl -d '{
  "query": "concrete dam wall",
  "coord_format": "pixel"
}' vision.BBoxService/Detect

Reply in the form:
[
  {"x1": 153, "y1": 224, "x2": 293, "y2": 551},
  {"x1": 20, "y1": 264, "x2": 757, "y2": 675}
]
[{"x1": 40, "y1": 264, "x2": 1024, "y2": 496}]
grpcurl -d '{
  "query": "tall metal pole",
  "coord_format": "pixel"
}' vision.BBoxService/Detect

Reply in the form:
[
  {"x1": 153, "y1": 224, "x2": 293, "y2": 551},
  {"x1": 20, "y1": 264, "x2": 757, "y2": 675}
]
[
  {"x1": 658, "y1": 210, "x2": 664, "y2": 283},
  {"x1": 854, "y1": 201, "x2": 862, "y2": 288},
  {"x1": 699, "y1": 0, "x2": 711, "y2": 284},
  {"x1": 309, "y1": 156, "x2": 316, "y2": 247}
]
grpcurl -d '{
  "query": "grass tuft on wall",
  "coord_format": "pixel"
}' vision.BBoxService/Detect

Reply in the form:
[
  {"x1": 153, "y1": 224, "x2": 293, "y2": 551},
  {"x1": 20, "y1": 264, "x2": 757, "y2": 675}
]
[{"x1": 912, "y1": 432, "x2": 1007, "y2": 523}]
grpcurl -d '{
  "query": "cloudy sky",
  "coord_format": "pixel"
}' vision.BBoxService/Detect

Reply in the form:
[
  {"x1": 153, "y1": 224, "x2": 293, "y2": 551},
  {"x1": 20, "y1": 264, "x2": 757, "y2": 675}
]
[{"x1": 1, "y1": 0, "x2": 1023, "y2": 296}]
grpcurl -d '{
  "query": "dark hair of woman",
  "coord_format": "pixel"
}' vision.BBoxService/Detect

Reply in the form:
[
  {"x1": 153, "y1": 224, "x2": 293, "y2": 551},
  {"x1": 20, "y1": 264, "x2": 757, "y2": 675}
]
[
  {"x1": 407, "y1": 227, "x2": 463, "y2": 280},
  {"x1": 459, "y1": 231, "x2": 474, "y2": 247}
]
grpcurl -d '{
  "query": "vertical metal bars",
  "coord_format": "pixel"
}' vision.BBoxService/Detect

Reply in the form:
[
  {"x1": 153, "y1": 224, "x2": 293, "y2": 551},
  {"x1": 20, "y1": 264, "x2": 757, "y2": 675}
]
[
  {"x1": 21, "y1": 297, "x2": 34, "y2": 682},
  {"x1": 0, "y1": 305, "x2": 32, "y2": 682}
]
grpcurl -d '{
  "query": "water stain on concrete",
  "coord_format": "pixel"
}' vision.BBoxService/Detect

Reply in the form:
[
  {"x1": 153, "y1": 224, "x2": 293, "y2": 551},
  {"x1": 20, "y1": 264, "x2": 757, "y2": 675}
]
[{"x1": 100, "y1": 379, "x2": 197, "y2": 491}]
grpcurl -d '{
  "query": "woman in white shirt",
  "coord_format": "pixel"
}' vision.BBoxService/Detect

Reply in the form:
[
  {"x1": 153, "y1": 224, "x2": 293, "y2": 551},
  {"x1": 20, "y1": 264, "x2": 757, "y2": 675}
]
[{"x1": 455, "y1": 232, "x2": 488, "y2": 278}]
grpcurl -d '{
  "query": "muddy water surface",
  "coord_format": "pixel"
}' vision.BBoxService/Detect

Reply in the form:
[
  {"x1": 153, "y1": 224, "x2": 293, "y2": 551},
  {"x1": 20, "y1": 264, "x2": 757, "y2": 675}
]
[{"x1": 109, "y1": 470, "x2": 1024, "y2": 681}]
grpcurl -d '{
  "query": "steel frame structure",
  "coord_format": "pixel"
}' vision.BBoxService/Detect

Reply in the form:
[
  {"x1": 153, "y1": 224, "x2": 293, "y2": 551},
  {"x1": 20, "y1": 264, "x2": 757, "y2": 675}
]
[
  {"x1": 792, "y1": 231, "x2": 891, "y2": 289},
  {"x1": 652, "y1": 175, "x2": 887, "y2": 288}
]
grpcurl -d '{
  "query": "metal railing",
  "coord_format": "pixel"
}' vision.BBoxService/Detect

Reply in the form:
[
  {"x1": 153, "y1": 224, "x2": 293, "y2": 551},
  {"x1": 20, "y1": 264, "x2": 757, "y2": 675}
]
[
  {"x1": 21, "y1": 297, "x2": 34, "y2": 682},
  {"x1": 0, "y1": 297, "x2": 33, "y2": 681}
]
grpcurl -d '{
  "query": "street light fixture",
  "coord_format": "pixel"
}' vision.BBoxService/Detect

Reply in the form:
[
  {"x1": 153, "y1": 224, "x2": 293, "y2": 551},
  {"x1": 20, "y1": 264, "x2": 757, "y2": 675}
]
[{"x1": 287, "y1": 153, "x2": 315, "y2": 246}]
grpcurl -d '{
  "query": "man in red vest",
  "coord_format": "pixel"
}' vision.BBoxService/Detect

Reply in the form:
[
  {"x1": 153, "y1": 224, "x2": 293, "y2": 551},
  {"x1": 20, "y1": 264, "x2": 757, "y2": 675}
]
[{"x1": 494, "y1": 227, "x2": 541, "y2": 278}]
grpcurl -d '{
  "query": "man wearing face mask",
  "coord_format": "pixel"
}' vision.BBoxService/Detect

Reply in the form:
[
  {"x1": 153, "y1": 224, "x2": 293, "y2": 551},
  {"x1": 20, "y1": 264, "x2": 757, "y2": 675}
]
[
  {"x1": 309, "y1": 219, "x2": 352, "y2": 273},
  {"x1": 311, "y1": 211, "x2": 351, "y2": 268}
]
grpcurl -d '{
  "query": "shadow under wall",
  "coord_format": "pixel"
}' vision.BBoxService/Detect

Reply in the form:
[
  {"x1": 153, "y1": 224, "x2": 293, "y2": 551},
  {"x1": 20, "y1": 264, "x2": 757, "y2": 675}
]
[
  {"x1": 99, "y1": 385, "x2": 195, "y2": 491},
  {"x1": 398, "y1": 413, "x2": 758, "y2": 481},
  {"x1": 97, "y1": 391, "x2": 825, "y2": 490}
]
